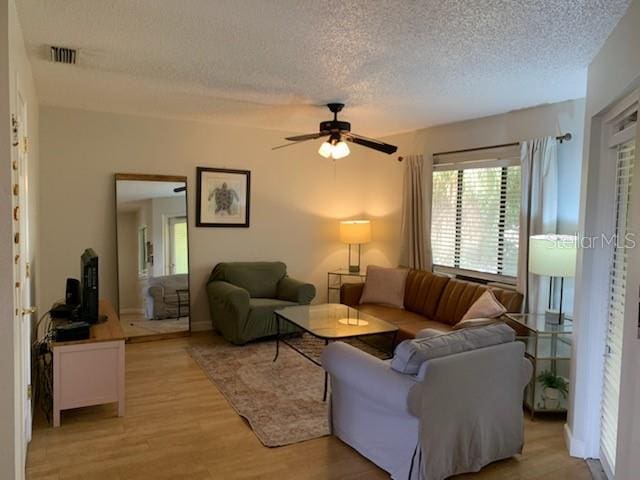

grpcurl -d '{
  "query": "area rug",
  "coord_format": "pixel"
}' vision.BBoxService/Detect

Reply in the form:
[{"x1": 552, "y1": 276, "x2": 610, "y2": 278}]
[
  {"x1": 189, "y1": 335, "x2": 390, "y2": 447},
  {"x1": 188, "y1": 337, "x2": 330, "y2": 447}
]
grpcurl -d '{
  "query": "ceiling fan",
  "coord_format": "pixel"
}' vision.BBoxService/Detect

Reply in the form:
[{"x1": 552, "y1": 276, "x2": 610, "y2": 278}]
[{"x1": 273, "y1": 103, "x2": 398, "y2": 160}]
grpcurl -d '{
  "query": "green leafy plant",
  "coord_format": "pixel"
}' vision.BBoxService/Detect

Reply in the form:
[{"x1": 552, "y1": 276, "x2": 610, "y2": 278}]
[{"x1": 537, "y1": 370, "x2": 569, "y2": 398}]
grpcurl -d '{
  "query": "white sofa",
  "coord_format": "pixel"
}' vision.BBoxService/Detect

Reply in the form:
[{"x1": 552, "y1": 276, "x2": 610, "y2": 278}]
[
  {"x1": 321, "y1": 337, "x2": 532, "y2": 480},
  {"x1": 144, "y1": 274, "x2": 189, "y2": 320}
]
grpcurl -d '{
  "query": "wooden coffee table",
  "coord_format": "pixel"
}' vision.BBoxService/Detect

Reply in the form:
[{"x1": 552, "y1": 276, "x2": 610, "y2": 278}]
[{"x1": 273, "y1": 303, "x2": 398, "y2": 400}]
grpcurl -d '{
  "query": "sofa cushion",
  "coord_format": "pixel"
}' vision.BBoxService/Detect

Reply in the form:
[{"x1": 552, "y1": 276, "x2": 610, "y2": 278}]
[
  {"x1": 359, "y1": 265, "x2": 409, "y2": 309},
  {"x1": 461, "y1": 290, "x2": 506, "y2": 321},
  {"x1": 489, "y1": 286, "x2": 523, "y2": 314},
  {"x1": 403, "y1": 270, "x2": 450, "y2": 319},
  {"x1": 433, "y1": 279, "x2": 487, "y2": 325},
  {"x1": 358, "y1": 303, "x2": 453, "y2": 342},
  {"x1": 390, "y1": 323, "x2": 516, "y2": 374},
  {"x1": 209, "y1": 262, "x2": 287, "y2": 298}
]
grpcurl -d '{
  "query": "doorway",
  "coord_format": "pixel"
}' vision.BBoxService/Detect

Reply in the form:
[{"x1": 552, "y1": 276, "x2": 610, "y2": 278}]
[{"x1": 167, "y1": 216, "x2": 188, "y2": 275}]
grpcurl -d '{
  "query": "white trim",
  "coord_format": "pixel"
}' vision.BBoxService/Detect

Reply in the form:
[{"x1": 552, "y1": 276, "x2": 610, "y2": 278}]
[
  {"x1": 433, "y1": 265, "x2": 517, "y2": 285},
  {"x1": 570, "y1": 87, "x2": 640, "y2": 468},
  {"x1": 565, "y1": 423, "x2": 587, "y2": 458},
  {"x1": 601, "y1": 90, "x2": 639, "y2": 124}
]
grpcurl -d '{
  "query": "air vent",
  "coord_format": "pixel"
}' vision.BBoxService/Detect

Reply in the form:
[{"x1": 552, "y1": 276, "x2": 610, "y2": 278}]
[{"x1": 50, "y1": 46, "x2": 77, "y2": 65}]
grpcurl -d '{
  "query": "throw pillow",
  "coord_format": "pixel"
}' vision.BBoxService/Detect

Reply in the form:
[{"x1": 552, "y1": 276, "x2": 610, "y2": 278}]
[
  {"x1": 359, "y1": 265, "x2": 409, "y2": 309},
  {"x1": 461, "y1": 290, "x2": 506, "y2": 321},
  {"x1": 390, "y1": 322, "x2": 516, "y2": 375},
  {"x1": 453, "y1": 317, "x2": 499, "y2": 330}
]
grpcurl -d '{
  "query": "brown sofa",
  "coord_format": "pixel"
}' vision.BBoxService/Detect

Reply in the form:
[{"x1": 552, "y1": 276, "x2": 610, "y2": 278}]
[{"x1": 340, "y1": 268, "x2": 523, "y2": 342}]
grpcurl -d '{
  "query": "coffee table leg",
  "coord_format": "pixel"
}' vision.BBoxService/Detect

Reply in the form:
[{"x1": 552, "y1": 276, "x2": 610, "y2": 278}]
[
  {"x1": 323, "y1": 372, "x2": 328, "y2": 402},
  {"x1": 273, "y1": 315, "x2": 280, "y2": 362}
]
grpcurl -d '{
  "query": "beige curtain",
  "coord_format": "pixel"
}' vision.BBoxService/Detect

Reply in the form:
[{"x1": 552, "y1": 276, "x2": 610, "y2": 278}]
[
  {"x1": 399, "y1": 154, "x2": 432, "y2": 270},
  {"x1": 518, "y1": 137, "x2": 558, "y2": 313}
]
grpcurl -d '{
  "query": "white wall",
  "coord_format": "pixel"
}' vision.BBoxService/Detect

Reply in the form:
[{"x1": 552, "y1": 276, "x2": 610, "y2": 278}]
[
  {"x1": 38, "y1": 107, "x2": 399, "y2": 330},
  {"x1": 116, "y1": 211, "x2": 140, "y2": 310},
  {"x1": 569, "y1": 0, "x2": 640, "y2": 477}
]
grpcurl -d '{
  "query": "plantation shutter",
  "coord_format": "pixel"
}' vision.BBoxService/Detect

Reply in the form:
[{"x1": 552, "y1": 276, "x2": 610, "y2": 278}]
[
  {"x1": 600, "y1": 140, "x2": 635, "y2": 476},
  {"x1": 431, "y1": 148, "x2": 520, "y2": 279}
]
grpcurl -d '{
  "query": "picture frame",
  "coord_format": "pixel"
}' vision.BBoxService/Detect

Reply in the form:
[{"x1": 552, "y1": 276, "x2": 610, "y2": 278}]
[{"x1": 196, "y1": 167, "x2": 251, "y2": 227}]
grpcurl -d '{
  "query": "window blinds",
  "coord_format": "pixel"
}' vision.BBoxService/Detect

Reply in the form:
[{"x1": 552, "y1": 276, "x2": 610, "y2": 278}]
[
  {"x1": 600, "y1": 140, "x2": 635, "y2": 475},
  {"x1": 432, "y1": 164, "x2": 521, "y2": 278}
]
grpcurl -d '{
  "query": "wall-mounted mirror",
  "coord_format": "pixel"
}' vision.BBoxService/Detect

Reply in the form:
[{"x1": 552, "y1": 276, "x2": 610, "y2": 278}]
[{"x1": 115, "y1": 174, "x2": 190, "y2": 339}]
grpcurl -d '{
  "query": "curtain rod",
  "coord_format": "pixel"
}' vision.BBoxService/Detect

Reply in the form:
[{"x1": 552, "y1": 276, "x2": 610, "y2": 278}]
[{"x1": 430, "y1": 133, "x2": 572, "y2": 158}]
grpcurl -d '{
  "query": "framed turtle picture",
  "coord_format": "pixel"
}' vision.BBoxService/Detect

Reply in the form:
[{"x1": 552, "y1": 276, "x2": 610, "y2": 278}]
[{"x1": 196, "y1": 167, "x2": 251, "y2": 227}]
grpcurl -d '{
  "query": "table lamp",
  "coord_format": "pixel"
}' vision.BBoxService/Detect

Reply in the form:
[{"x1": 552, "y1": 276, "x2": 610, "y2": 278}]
[
  {"x1": 529, "y1": 234, "x2": 577, "y2": 324},
  {"x1": 340, "y1": 220, "x2": 371, "y2": 273}
]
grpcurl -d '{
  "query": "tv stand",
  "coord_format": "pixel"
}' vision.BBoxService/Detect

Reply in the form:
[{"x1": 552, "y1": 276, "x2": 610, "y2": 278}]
[{"x1": 52, "y1": 299, "x2": 125, "y2": 427}]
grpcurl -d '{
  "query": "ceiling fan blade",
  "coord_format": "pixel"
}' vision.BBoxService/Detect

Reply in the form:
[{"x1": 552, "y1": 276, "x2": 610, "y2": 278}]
[
  {"x1": 343, "y1": 132, "x2": 398, "y2": 155},
  {"x1": 284, "y1": 132, "x2": 325, "y2": 142},
  {"x1": 272, "y1": 135, "x2": 328, "y2": 150}
]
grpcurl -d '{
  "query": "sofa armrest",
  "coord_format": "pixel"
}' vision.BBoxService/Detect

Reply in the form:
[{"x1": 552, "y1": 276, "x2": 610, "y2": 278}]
[
  {"x1": 206, "y1": 281, "x2": 251, "y2": 344},
  {"x1": 321, "y1": 342, "x2": 418, "y2": 413},
  {"x1": 277, "y1": 277, "x2": 316, "y2": 304},
  {"x1": 340, "y1": 283, "x2": 364, "y2": 307},
  {"x1": 147, "y1": 285, "x2": 164, "y2": 299},
  {"x1": 522, "y1": 357, "x2": 533, "y2": 389}
]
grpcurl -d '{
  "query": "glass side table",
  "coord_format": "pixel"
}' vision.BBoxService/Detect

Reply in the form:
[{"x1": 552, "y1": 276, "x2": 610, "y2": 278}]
[
  {"x1": 327, "y1": 269, "x2": 367, "y2": 303},
  {"x1": 506, "y1": 313, "x2": 573, "y2": 419}
]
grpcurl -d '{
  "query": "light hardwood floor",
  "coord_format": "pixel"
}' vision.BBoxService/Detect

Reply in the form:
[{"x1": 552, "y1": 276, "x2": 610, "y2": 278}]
[{"x1": 27, "y1": 332, "x2": 590, "y2": 480}]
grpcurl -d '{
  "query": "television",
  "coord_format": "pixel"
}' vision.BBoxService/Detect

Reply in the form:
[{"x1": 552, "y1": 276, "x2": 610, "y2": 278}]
[{"x1": 79, "y1": 248, "x2": 102, "y2": 324}]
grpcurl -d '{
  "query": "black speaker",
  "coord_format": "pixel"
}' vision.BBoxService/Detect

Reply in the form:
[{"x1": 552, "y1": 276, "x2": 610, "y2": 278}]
[{"x1": 65, "y1": 278, "x2": 80, "y2": 306}]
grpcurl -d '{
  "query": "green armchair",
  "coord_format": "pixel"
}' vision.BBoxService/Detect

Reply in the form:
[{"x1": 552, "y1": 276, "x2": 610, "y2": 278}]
[{"x1": 206, "y1": 262, "x2": 316, "y2": 345}]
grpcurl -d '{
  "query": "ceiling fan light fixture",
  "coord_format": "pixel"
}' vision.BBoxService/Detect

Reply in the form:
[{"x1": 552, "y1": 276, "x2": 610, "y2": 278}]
[
  {"x1": 332, "y1": 141, "x2": 350, "y2": 159},
  {"x1": 273, "y1": 103, "x2": 397, "y2": 157},
  {"x1": 318, "y1": 141, "x2": 334, "y2": 158}
]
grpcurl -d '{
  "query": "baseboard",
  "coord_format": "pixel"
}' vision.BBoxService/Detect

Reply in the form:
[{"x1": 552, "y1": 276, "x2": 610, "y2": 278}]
[
  {"x1": 120, "y1": 308, "x2": 144, "y2": 315},
  {"x1": 190, "y1": 320, "x2": 213, "y2": 332},
  {"x1": 564, "y1": 423, "x2": 587, "y2": 458}
]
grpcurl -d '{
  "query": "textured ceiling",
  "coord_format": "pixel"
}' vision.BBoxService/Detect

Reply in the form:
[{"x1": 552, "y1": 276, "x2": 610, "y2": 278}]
[{"x1": 17, "y1": 0, "x2": 631, "y2": 136}]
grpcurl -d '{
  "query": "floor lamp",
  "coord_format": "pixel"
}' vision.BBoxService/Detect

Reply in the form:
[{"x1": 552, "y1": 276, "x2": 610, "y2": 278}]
[{"x1": 529, "y1": 234, "x2": 577, "y2": 324}]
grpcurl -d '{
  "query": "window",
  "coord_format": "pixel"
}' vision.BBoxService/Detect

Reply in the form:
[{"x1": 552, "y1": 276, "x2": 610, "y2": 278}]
[{"x1": 431, "y1": 158, "x2": 521, "y2": 280}]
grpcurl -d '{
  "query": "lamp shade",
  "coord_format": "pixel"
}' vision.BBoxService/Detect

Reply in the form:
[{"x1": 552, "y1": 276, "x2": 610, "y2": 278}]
[
  {"x1": 529, "y1": 234, "x2": 577, "y2": 277},
  {"x1": 340, "y1": 220, "x2": 371, "y2": 244}
]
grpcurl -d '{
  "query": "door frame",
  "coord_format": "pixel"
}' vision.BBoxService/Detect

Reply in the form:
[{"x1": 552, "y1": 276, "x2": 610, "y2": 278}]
[{"x1": 569, "y1": 87, "x2": 639, "y2": 472}]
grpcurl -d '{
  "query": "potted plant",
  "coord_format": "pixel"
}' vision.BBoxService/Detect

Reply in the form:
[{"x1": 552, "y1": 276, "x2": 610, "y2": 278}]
[{"x1": 537, "y1": 370, "x2": 569, "y2": 410}]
